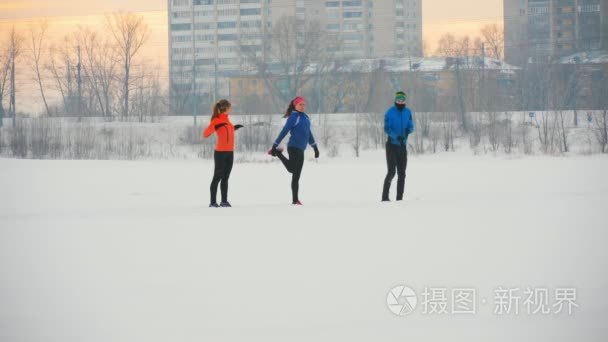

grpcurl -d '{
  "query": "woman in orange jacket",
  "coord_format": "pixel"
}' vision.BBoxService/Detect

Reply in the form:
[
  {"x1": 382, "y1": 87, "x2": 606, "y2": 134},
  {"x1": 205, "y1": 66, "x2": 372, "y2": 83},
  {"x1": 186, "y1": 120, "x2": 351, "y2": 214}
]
[{"x1": 202, "y1": 99, "x2": 243, "y2": 208}]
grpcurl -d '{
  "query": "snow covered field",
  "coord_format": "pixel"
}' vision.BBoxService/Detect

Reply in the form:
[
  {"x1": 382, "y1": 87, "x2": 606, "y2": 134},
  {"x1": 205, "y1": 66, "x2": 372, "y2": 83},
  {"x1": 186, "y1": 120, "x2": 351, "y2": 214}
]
[{"x1": 1, "y1": 152, "x2": 608, "y2": 342}]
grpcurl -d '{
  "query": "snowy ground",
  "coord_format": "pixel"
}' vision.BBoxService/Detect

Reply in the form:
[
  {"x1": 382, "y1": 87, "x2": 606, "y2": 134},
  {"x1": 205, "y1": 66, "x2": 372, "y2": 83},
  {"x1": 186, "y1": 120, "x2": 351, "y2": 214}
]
[{"x1": 1, "y1": 152, "x2": 608, "y2": 342}]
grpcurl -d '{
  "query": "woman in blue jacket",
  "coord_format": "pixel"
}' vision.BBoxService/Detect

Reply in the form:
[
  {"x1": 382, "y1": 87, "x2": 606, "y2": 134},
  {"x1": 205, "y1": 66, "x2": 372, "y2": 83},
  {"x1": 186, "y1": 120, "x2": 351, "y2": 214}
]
[
  {"x1": 269, "y1": 96, "x2": 319, "y2": 205},
  {"x1": 382, "y1": 91, "x2": 415, "y2": 202}
]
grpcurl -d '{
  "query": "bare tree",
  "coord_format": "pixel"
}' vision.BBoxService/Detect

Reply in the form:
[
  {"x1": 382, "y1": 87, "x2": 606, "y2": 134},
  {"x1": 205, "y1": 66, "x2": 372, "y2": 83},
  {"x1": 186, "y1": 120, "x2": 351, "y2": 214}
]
[
  {"x1": 0, "y1": 38, "x2": 11, "y2": 125},
  {"x1": 240, "y1": 16, "x2": 327, "y2": 108},
  {"x1": 48, "y1": 35, "x2": 78, "y2": 114},
  {"x1": 436, "y1": 33, "x2": 478, "y2": 58},
  {"x1": 436, "y1": 34, "x2": 458, "y2": 57},
  {"x1": 6, "y1": 27, "x2": 23, "y2": 127},
  {"x1": 480, "y1": 24, "x2": 504, "y2": 60},
  {"x1": 435, "y1": 33, "x2": 481, "y2": 132},
  {"x1": 132, "y1": 64, "x2": 165, "y2": 122},
  {"x1": 75, "y1": 26, "x2": 118, "y2": 118},
  {"x1": 106, "y1": 12, "x2": 149, "y2": 118},
  {"x1": 27, "y1": 20, "x2": 51, "y2": 116},
  {"x1": 593, "y1": 110, "x2": 608, "y2": 153}
]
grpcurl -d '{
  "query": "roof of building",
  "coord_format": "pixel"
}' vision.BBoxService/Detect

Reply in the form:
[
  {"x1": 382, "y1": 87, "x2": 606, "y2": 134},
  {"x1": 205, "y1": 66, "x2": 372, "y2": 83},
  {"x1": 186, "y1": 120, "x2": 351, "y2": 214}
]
[
  {"x1": 234, "y1": 56, "x2": 520, "y2": 78},
  {"x1": 560, "y1": 50, "x2": 608, "y2": 64}
]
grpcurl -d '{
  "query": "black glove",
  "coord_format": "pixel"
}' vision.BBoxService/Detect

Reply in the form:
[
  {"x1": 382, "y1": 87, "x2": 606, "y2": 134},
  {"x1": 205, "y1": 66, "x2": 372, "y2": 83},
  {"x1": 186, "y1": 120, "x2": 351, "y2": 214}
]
[
  {"x1": 214, "y1": 123, "x2": 227, "y2": 130},
  {"x1": 271, "y1": 144, "x2": 279, "y2": 155},
  {"x1": 234, "y1": 124, "x2": 244, "y2": 131},
  {"x1": 313, "y1": 146, "x2": 320, "y2": 158},
  {"x1": 397, "y1": 136, "x2": 405, "y2": 146}
]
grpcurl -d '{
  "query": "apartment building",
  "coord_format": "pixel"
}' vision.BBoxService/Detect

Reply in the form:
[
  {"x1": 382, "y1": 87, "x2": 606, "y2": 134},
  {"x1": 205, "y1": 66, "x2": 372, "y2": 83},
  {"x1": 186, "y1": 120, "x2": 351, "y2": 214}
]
[
  {"x1": 505, "y1": 0, "x2": 607, "y2": 66},
  {"x1": 168, "y1": 0, "x2": 423, "y2": 113}
]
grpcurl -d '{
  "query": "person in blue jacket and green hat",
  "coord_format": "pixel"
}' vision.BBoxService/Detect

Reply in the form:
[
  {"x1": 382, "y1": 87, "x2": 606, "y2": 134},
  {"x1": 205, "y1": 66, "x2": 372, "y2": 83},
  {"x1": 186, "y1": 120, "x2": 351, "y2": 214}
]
[{"x1": 382, "y1": 91, "x2": 415, "y2": 202}]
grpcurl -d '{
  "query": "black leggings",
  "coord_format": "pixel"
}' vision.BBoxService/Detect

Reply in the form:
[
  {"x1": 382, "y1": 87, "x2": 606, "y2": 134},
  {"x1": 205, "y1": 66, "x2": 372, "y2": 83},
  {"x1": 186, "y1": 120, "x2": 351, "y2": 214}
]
[
  {"x1": 277, "y1": 147, "x2": 305, "y2": 203},
  {"x1": 210, "y1": 151, "x2": 234, "y2": 204},
  {"x1": 382, "y1": 142, "x2": 408, "y2": 200}
]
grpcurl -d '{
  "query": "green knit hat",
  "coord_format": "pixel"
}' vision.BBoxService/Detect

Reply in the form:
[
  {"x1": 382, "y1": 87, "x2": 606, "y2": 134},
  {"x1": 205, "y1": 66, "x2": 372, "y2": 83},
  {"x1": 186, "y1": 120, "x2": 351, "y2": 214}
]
[{"x1": 395, "y1": 91, "x2": 406, "y2": 103}]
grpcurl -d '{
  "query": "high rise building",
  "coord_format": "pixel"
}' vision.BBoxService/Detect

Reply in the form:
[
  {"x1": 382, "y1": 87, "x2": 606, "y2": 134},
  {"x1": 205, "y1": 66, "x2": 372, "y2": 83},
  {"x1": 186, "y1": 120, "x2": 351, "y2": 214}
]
[
  {"x1": 320, "y1": 0, "x2": 422, "y2": 59},
  {"x1": 505, "y1": 0, "x2": 608, "y2": 66},
  {"x1": 168, "y1": 0, "x2": 423, "y2": 112}
]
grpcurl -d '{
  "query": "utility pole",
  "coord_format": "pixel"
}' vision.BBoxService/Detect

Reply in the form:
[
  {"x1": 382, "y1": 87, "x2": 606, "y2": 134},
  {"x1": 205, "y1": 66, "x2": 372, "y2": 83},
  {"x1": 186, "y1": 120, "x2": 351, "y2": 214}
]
[
  {"x1": 214, "y1": 39, "x2": 218, "y2": 105},
  {"x1": 10, "y1": 48, "x2": 16, "y2": 128},
  {"x1": 481, "y1": 42, "x2": 485, "y2": 111},
  {"x1": 77, "y1": 45, "x2": 82, "y2": 117},
  {"x1": 191, "y1": 0, "x2": 197, "y2": 126},
  {"x1": 67, "y1": 59, "x2": 72, "y2": 114},
  {"x1": 213, "y1": 0, "x2": 219, "y2": 105},
  {"x1": 0, "y1": 54, "x2": 3, "y2": 128},
  {"x1": 316, "y1": 65, "x2": 321, "y2": 114}
]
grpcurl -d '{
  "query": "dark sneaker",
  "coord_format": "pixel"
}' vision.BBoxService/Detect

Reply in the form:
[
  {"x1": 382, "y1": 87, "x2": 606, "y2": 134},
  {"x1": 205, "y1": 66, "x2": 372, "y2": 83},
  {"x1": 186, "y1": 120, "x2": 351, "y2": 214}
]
[
  {"x1": 267, "y1": 146, "x2": 284, "y2": 156},
  {"x1": 292, "y1": 200, "x2": 303, "y2": 205},
  {"x1": 209, "y1": 203, "x2": 220, "y2": 208},
  {"x1": 381, "y1": 198, "x2": 391, "y2": 202},
  {"x1": 220, "y1": 202, "x2": 232, "y2": 208}
]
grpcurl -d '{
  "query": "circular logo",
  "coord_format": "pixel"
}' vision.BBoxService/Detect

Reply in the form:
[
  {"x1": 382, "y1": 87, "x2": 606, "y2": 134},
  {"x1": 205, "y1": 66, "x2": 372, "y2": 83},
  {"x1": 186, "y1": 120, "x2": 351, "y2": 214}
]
[{"x1": 387, "y1": 285, "x2": 418, "y2": 316}]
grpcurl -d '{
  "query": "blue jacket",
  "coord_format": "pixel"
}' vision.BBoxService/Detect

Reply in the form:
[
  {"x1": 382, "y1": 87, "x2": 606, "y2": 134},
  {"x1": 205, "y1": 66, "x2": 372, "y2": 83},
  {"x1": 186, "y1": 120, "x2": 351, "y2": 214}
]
[
  {"x1": 274, "y1": 111, "x2": 317, "y2": 151},
  {"x1": 384, "y1": 106, "x2": 415, "y2": 146}
]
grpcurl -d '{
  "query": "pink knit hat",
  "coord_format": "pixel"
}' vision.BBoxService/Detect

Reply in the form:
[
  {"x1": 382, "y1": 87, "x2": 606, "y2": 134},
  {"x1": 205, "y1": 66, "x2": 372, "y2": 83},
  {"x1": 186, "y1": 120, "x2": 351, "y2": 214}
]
[{"x1": 293, "y1": 96, "x2": 306, "y2": 106}]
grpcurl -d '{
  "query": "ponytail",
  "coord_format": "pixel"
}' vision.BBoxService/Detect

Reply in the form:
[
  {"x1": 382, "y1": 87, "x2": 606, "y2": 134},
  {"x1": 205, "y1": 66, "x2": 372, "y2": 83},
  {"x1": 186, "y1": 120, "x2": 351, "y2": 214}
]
[
  {"x1": 212, "y1": 99, "x2": 231, "y2": 119},
  {"x1": 283, "y1": 101, "x2": 295, "y2": 118}
]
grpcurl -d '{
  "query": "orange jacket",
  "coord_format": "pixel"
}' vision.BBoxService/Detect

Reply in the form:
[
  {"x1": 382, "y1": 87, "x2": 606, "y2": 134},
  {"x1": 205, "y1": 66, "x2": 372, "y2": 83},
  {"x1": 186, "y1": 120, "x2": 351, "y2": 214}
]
[{"x1": 202, "y1": 113, "x2": 235, "y2": 151}]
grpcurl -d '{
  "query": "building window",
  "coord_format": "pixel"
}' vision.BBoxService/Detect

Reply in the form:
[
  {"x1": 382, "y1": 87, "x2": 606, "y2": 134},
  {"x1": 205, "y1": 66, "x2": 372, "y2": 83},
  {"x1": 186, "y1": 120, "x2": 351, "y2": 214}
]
[
  {"x1": 217, "y1": 9, "x2": 238, "y2": 16},
  {"x1": 343, "y1": 23, "x2": 363, "y2": 30},
  {"x1": 218, "y1": 34, "x2": 238, "y2": 41},
  {"x1": 218, "y1": 21, "x2": 237, "y2": 29},
  {"x1": 528, "y1": 6, "x2": 549, "y2": 15},
  {"x1": 343, "y1": 11, "x2": 362, "y2": 18},
  {"x1": 240, "y1": 8, "x2": 261, "y2": 15},
  {"x1": 172, "y1": 11, "x2": 191, "y2": 19},
  {"x1": 196, "y1": 58, "x2": 215, "y2": 66},
  {"x1": 578, "y1": 4, "x2": 600, "y2": 12},
  {"x1": 194, "y1": 23, "x2": 216, "y2": 30},
  {"x1": 173, "y1": 35, "x2": 193, "y2": 42},
  {"x1": 173, "y1": 47, "x2": 193, "y2": 54},
  {"x1": 171, "y1": 23, "x2": 192, "y2": 31},
  {"x1": 326, "y1": 1, "x2": 340, "y2": 7},
  {"x1": 195, "y1": 34, "x2": 215, "y2": 40},
  {"x1": 343, "y1": 0, "x2": 362, "y2": 6}
]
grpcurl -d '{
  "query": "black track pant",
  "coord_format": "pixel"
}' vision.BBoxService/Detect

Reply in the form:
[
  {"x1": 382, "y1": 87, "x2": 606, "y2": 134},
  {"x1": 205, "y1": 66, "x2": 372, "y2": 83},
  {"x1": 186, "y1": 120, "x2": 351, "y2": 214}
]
[
  {"x1": 210, "y1": 151, "x2": 234, "y2": 204},
  {"x1": 382, "y1": 142, "x2": 408, "y2": 201},
  {"x1": 276, "y1": 147, "x2": 305, "y2": 203}
]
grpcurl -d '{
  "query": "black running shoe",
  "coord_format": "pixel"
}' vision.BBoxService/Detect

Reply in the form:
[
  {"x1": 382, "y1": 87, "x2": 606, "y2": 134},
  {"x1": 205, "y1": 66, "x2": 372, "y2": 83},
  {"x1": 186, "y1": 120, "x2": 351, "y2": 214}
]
[
  {"x1": 267, "y1": 146, "x2": 284, "y2": 156},
  {"x1": 209, "y1": 203, "x2": 220, "y2": 208},
  {"x1": 220, "y1": 202, "x2": 232, "y2": 208}
]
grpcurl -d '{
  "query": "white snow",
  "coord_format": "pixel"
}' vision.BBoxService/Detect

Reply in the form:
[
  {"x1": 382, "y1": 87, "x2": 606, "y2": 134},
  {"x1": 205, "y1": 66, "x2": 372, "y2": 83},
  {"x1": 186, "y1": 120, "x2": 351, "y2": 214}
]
[{"x1": 1, "y1": 152, "x2": 608, "y2": 342}]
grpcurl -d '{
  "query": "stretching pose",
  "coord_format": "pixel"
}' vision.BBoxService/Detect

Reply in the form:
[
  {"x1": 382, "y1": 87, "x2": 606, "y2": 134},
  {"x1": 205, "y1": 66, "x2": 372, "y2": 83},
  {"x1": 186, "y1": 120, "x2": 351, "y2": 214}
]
[
  {"x1": 203, "y1": 99, "x2": 243, "y2": 208},
  {"x1": 269, "y1": 96, "x2": 319, "y2": 205}
]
